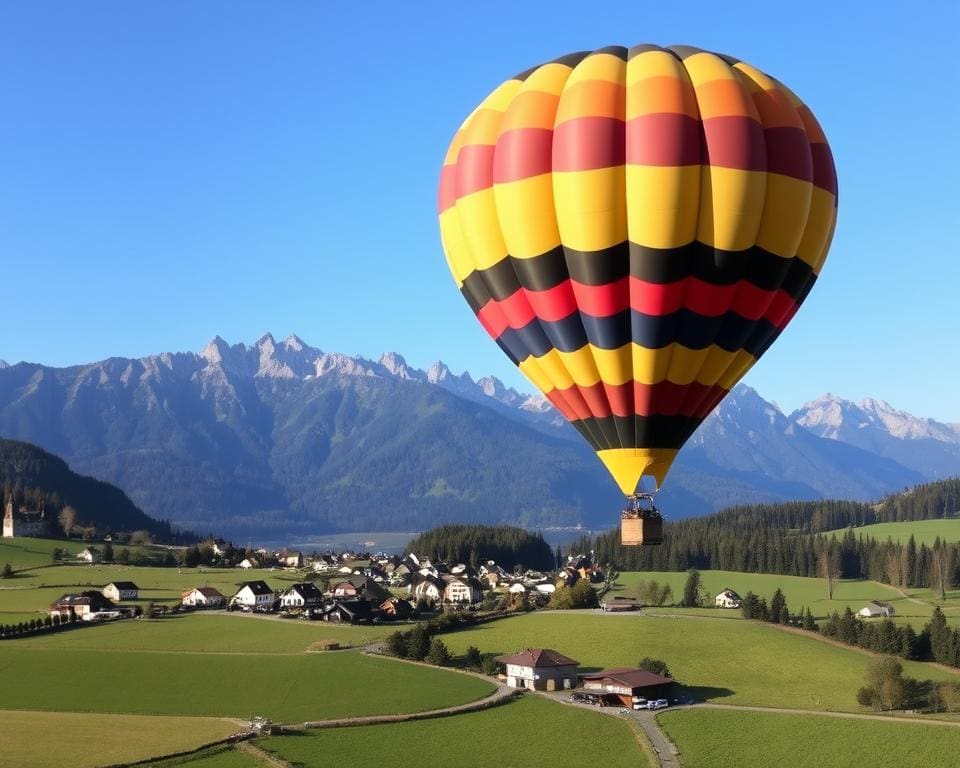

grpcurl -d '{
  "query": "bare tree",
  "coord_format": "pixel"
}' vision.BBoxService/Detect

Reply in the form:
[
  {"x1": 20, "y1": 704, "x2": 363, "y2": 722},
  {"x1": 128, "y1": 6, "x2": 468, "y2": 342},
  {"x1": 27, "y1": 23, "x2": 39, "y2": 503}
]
[
  {"x1": 932, "y1": 539, "x2": 954, "y2": 602},
  {"x1": 817, "y1": 539, "x2": 840, "y2": 600},
  {"x1": 57, "y1": 506, "x2": 77, "y2": 537}
]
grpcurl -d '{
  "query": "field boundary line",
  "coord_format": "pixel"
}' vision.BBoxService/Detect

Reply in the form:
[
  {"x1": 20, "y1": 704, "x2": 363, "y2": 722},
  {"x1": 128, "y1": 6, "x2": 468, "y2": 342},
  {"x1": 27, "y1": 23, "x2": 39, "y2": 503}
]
[{"x1": 695, "y1": 702, "x2": 960, "y2": 727}]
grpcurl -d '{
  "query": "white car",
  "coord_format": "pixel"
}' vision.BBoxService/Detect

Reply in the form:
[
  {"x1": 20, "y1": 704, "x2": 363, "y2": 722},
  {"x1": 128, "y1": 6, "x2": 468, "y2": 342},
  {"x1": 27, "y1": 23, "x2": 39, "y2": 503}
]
[
  {"x1": 632, "y1": 698, "x2": 648, "y2": 710},
  {"x1": 646, "y1": 698, "x2": 669, "y2": 710}
]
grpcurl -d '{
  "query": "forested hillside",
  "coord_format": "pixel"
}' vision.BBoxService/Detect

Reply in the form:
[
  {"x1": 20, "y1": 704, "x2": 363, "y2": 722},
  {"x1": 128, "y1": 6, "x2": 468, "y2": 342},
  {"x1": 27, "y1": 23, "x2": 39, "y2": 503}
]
[
  {"x1": 0, "y1": 439, "x2": 184, "y2": 541},
  {"x1": 405, "y1": 525, "x2": 555, "y2": 571}
]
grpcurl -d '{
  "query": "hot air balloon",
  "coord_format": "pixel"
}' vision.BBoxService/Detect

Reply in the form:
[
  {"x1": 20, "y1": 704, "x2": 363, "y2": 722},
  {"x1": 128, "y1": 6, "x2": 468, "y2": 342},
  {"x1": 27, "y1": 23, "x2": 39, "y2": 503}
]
[{"x1": 437, "y1": 44, "x2": 837, "y2": 545}]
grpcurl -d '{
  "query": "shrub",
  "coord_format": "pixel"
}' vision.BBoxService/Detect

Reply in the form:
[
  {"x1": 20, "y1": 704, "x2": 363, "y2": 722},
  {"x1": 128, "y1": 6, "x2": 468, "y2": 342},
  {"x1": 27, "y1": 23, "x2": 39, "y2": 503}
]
[
  {"x1": 1, "y1": 563, "x2": 12, "y2": 579},
  {"x1": 426, "y1": 638, "x2": 451, "y2": 666},
  {"x1": 480, "y1": 653, "x2": 501, "y2": 676},
  {"x1": 856, "y1": 686, "x2": 877, "y2": 707},
  {"x1": 465, "y1": 645, "x2": 483, "y2": 670}
]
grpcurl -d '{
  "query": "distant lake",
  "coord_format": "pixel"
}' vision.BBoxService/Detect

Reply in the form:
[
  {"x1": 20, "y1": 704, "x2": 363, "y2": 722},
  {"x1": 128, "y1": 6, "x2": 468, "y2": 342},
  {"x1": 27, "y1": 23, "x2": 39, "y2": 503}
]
[{"x1": 262, "y1": 527, "x2": 605, "y2": 555}]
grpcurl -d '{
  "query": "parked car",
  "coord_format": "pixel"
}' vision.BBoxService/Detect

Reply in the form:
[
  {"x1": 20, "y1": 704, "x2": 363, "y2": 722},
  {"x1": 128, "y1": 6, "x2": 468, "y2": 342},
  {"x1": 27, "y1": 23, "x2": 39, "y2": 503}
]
[
  {"x1": 632, "y1": 697, "x2": 648, "y2": 710},
  {"x1": 646, "y1": 698, "x2": 669, "y2": 710}
]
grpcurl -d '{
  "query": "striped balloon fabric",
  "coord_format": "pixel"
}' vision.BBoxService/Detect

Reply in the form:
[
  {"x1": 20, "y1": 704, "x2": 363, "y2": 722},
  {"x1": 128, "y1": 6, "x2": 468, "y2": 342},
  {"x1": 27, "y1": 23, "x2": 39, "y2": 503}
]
[{"x1": 438, "y1": 44, "x2": 837, "y2": 498}]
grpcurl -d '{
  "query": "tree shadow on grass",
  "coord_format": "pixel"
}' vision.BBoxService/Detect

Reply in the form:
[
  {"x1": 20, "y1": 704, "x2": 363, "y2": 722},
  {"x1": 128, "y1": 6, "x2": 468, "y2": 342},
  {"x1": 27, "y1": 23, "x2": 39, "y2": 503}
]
[{"x1": 679, "y1": 685, "x2": 735, "y2": 702}]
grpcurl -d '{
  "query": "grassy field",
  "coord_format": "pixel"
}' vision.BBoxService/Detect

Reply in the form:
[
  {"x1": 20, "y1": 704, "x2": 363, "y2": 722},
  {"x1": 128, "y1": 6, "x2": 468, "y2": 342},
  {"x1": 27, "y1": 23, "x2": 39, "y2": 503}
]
[
  {"x1": 659, "y1": 707, "x2": 960, "y2": 768},
  {"x1": 18, "y1": 613, "x2": 393, "y2": 653},
  {"x1": 0, "y1": 642, "x2": 493, "y2": 721},
  {"x1": 151, "y1": 747, "x2": 263, "y2": 768},
  {"x1": 825, "y1": 518, "x2": 960, "y2": 547},
  {"x1": 441, "y1": 612, "x2": 959, "y2": 712},
  {"x1": 0, "y1": 535, "x2": 170, "y2": 569},
  {"x1": 261, "y1": 695, "x2": 651, "y2": 768},
  {"x1": 0, "y1": 710, "x2": 240, "y2": 768},
  {"x1": 612, "y1": 570, "x2": 943, "y2": 623}
]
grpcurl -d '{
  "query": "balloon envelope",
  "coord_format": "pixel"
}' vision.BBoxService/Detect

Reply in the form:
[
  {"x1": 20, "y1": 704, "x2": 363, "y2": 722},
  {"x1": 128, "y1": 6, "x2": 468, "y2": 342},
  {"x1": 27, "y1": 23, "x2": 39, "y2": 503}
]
[{"x1": 438, "y1": 44, "x2": 837, "y2": 496}]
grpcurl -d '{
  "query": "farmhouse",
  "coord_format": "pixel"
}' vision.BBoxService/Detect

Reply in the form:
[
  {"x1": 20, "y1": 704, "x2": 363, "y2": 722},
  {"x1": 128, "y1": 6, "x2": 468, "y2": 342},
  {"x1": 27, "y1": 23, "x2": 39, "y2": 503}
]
[
  {"x1": 2, "y1": 498, "x2": 49, "y2": 538},
  {"x1": 103, "y1": 581, "x2": 140, "y2": 601},
  {"x1": 280, "y1": 582, "x2": 323, "y2": 610},
  {"x1": 859, "y1": 601, "x2": 896, "y2": 618},
  {"x1": 238, "y1": 558, "x2": 259, "y2": 569},
  {"x1": 180, "y1": 586, "x2": 225, "y2": 608},
  {"x1": 77, "y1": 547, "x2": 102, "y2": 564},
  {"x1": 49, "y1": 591, "x2": 116, "y2": 620},
  {"x1": 231, "y1": 581, "x2": 275, "y2": 611},
  {"x1": 311, "y1": 554, "x2": 338, "y2": 572},
  {"x1": 715, "y1": 588, "x2": 743, "y2": 609},
  {"x1": 581, "y1": 668, "x2": 674, "y2": 707},
  {"x1": 498, "y1": 648, "x2": 579, "y2": 691}
]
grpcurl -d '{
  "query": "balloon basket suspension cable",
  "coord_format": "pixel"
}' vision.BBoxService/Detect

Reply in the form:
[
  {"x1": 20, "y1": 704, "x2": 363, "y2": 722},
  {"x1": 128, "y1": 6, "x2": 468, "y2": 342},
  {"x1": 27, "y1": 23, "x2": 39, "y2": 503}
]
[{"x1": 620, "y1": 491, "x2": 664, "y2": 547}]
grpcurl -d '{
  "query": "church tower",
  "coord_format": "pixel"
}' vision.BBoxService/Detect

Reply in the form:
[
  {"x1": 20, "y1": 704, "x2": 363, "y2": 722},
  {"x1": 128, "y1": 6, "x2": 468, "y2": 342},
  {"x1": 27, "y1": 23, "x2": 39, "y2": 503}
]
[{"x1": 2, "y1": 496, "x2": 14, "y2": 538}]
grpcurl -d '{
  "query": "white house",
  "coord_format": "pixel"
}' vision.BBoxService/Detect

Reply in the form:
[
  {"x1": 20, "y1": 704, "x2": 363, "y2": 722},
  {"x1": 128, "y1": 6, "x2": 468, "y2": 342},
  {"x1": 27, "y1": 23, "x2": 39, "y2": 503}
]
[
  {"x1": 534, "y1": 583, "x2": 556, "y2": 594},
  {"x1": 181, "y1": 586, "x2": 225, "y2": 608},
  {"x1": 859, "y1": 601, "x2": 896, "y2": 618},
  {"x1": 238, "y1": 558, "x2": 259, "y2": 569},
  {"x1": 508, "y1": 582, "x2": 528, "y2": 594},
  {"x1": 410, "y1": 575, "x2": 444, "y2": 603},
  {"x1": 280, "y1": 582, "x2": 323, "y2": 610},
  {"x1": 311, "y1": 554, "x2": 338, "y2": 572},
  {"x1": 278, "y1": 551, "x2": 303, "y2": 569},
  {"x1": 76, "y1": 547, "x2": 101, "y2": 564},
  {"x1": 103, "y1": 581, "x2": 139, "y2": 601},
  {"x1": 231, "y1": 581, "x2": 275, "y2": 611},
  {"x1": 715, "y1": 588, "x2": 742, "y2": 609},
  {"x1": 443, "y1": 576, "x2": 483, "y2": 605},
  {"x1": 497, "y1": 648, "x2": 579, "y2": 691}
]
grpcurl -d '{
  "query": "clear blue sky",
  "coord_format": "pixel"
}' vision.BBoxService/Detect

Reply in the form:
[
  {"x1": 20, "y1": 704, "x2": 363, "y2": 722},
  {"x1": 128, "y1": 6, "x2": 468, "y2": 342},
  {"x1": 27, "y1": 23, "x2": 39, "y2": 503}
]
[{"x1": 1, "y1": 2, "x2": 957, "y2": 419}]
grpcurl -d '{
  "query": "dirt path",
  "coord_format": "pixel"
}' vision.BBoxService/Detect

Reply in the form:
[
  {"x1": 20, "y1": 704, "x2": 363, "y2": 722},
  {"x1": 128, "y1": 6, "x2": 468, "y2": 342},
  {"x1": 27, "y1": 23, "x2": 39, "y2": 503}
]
[
  {"x1": 237, "y1": 741, "x2": 294, "y2": 768},
  {"x1": 300, "y1": 681, "x2": 517, "y2": 729}
]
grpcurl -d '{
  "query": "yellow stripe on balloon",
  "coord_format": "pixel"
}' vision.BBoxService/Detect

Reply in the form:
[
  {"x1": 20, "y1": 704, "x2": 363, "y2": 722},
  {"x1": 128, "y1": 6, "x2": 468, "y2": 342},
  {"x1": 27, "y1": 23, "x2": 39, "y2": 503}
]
[
  {"x1": 494, "y1": 174, "x2": 561, "y2": 260},
  {"x1": 597, "y1": 447, "x2": 678, "y2": 493},
  {"x1": 754, "y1": 174, "x2": 813, "y2": 258},
  {"x1": 625, "y1": 165, "x2": 701, "y2": 251},
  {"x1": 696, "y1": 166, "x2": 767, "y2": 251},
  {"x1": 797, "y1": 186, "x2": 837, "y2": 272},
  {"x1": 438, "y1": 208, "x2": 472, "y2": 286},
  {"x1": 519, "y1": 343, "x2": 757, "y2": 392},
  {"x1": 553, "y1": 166, "x2": 627, "y2": 252}
]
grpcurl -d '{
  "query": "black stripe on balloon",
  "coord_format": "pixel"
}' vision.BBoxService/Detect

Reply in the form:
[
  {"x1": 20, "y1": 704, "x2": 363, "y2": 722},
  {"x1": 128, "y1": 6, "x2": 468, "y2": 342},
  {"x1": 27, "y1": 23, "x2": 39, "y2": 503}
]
[
  {"x1": 748, "y1": 273, "x2": 818, "y2": 360},
  {"x1": 497, "y1": 309, "x2": 778, "y2": 357},
  {"x1": 466, "y1": 242, "x2": 815, "y2": 302},
  {"x1": 628, "y1": 44, "x2": 665, "y2": 59},
  {"x1": 573, "y1": 415, "x2": 704, "y2": 451},
  {"x1": 592, "y1": 45, "x2": 628, "y2": 61}
]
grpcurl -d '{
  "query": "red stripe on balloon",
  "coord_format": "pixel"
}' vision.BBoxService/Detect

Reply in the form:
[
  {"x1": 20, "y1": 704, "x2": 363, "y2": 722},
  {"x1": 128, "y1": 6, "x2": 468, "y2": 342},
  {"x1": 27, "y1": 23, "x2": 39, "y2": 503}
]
[
  {"x1": 477, "y1": 277, "x2": 798, "y2": 334},
  {"x1": 626, "y1": 113, "x2": 702, "y2": 166},
  {"x1": 493, "y1": 127, "x2": 554, "y2": 183},
  {"x1": 553, "y1": 116, "x2": 626, "y2": 171},
  {"x1": 553, "y1": 380, "x2": 729, "y2": 419},
  {"x1": 702, "y1": 116, "x2": 766, "y2": 172},
  {"x1": 438, "y1": 165, "x2": 458, "y2": 213},
  {"x1": 764, "y1": 126, "x2": 813, "y2": 182},
  {"x1": 454, "y1": 144, "x2": 496, "y2": 199}
]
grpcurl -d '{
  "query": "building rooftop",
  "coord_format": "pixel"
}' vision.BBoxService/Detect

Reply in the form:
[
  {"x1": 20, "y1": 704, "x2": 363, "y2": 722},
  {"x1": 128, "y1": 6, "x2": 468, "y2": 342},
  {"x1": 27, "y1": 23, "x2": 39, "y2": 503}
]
[
  {"x1": 581, "y1": 668, "x2": 674, "y2": 688},
  {"x1": 496, "y1": 648, "x2": 580, "y2": 668}
]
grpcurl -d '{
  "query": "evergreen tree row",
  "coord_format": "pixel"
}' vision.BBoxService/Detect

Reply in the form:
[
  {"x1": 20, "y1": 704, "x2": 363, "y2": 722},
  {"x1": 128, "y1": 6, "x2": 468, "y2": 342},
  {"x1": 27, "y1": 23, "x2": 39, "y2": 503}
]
[{"x1": 405, "y1": 524, "x2": 554, "y2": 571}]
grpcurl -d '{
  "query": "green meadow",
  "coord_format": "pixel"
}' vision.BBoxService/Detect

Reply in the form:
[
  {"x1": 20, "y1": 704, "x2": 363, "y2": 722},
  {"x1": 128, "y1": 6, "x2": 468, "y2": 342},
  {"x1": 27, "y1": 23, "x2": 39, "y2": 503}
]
[
  {"x1": 0, "y1": 710, "x2": 240, "y2": 768},
  {"x1": 20, "y1": 612, "x2": 393, "y2": 653},
  {"x1": 658, "y1": 707, "x2": 960, "y2": 768},
  {"x1": 261, "y1": 695, "x2": 651, "y2": 768},
  {"x1": 0, "y1": 642, "x2": 493, "y2": 721},
  {"x1": 612, "y1": 570, "x2": 943, "y2": 622},
  {"x1": 826, "y1": 518, "x2": 960, "y2": 547},
  {"x1": 441, "y1": 612, "x2": 960, "y2": 712}
]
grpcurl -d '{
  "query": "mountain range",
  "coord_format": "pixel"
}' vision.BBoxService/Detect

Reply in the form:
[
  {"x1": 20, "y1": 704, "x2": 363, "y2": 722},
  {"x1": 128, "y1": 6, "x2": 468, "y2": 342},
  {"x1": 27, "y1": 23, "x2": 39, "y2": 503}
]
[{"x1": 0, "y1": 333, "x2": 956, "y2": 537}]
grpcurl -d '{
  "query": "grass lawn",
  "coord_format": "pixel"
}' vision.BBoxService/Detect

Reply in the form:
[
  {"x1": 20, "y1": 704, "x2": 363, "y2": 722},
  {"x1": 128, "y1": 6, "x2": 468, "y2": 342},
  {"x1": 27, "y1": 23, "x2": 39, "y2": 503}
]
[
  {"x1": 0, "y1": 710, "x2": 239, "y2": 768},
  {"x1": 262, "y1": 695, "x2": 651, "y2": 768},
  {"x1": 18, "y1": 613, "x2": 393, "y2": 653},
  {"x1": 0, "y1": 645, "x2": 494, "y2": 721},
  {"x1": 612, "y1": 570, "x2": 941, "y2": 622},
  {"x1": 825, "y1": 518, "x2": 960, "y2": 547},
  {"x1": 150, "y1": 746, "x2": 263, "y2": 768},
  {"x1": 0, "y1": 536, "x2": 169, "y2": 570},
  {"x1": 441, "y1": 612, "x2": 959, "y2": 712},
  {"x1": 658, "y1": 707, "x2": 960, "y2": 768}
]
